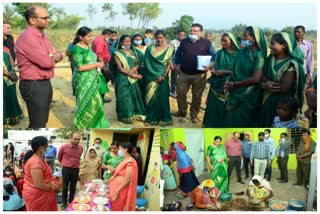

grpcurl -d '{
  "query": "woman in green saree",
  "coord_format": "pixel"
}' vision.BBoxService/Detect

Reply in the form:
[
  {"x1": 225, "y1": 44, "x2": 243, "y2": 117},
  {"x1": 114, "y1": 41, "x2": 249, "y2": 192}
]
[
  {"x1": 131, "y1": 33, "x2": 147, "y2": 96},
  {"x1": 71, "y1": 26, "x2": 109, "y2": 128},
  {"x1": 260, "y1": 32, "x2": 306, "y2": 127},
  {"x1": 102, "y1": 142, "x2": 123, "y2": 180},
  {"x1": 143, "y1": 30, "x2": 174, "y2": 126},
  {"x1": 206, "y1": 136, "x2": 228, "y2": 193},
  {"x1": 224, "y1": 26, "x2": 267, "y2": 127},
  {"x1": 113, "y1": 35, "x2": 146, "y2": 124},
  {"x1": 3, "y1": 47, "x2": 23, "y2": 127},
  {"x1": 203, "y1": 32, "x2": 239, "y2": 127}
]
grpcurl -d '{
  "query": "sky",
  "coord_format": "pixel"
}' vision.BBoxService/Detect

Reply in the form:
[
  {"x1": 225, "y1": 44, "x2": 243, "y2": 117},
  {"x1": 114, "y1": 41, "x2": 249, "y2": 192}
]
[{"x1": 51, "y1": 2, "x2": 317, "y2": 30}]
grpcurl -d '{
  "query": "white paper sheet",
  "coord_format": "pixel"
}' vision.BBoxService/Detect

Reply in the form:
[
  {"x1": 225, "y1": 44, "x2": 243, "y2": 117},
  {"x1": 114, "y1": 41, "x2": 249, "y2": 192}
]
[{"x1": 197, "y1": 55, "x2": 212, "y2": 70}]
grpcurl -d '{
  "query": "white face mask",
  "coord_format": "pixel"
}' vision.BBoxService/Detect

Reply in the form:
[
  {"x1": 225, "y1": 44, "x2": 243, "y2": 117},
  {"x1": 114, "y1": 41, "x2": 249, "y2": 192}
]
[
  {"x1": 94, "y1": 144, "x2": 100, "y2": 149},
  {"x1": 281, "y1": 138, "x2": 286, "y2": 143},
  {"x1": 118, "y1": 149, "x2": 125, "y2": 157},
  {"x1": 5, "y1": 171, "x2": 11, "y2": 175},
  {"x1": 265, "y1": 134, "x2": 269, "y2": 138}
]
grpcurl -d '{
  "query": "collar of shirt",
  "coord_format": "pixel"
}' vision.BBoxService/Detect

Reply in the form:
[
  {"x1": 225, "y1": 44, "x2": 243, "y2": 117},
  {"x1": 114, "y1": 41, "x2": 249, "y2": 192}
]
[{"x1": 27, "y1": 25, "x2": 46, "y2": 39}]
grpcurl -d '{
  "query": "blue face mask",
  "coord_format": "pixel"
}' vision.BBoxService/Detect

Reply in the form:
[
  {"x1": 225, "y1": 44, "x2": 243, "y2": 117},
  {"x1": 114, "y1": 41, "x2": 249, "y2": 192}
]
[
  {"x1": 118, "y1": 149, "x2": 124, "y2": 157},
  {"x1": 241, "y1": 40, "x2": 252, "y2": 47},
  {"x1": 133, "y1": 40, "x2": 142, "y2": 46},
  {"x1": 188, "y1": 34, "x2": 199, "y2": 41}
]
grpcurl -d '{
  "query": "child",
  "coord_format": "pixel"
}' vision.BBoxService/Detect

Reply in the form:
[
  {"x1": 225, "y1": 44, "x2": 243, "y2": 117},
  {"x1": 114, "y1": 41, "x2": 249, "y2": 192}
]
[{"x1": 272, "y1": 97, "x2": 300, "y2": 128}]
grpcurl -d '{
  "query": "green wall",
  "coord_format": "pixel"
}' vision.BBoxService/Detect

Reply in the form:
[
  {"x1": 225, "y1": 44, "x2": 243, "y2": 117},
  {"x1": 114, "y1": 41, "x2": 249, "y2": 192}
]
[{"x1": 160, "y1": 128, "x2": 317, "y2": 170}]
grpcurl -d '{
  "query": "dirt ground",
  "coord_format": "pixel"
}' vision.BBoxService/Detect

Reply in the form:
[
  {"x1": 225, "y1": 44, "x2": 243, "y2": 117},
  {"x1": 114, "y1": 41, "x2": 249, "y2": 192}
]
[
  {"x1": 163, "y1": 168, "x2": 312, "y2": 211},
  {"x1": 10, "y1": 62, "x2": 309, "y2": 129}
]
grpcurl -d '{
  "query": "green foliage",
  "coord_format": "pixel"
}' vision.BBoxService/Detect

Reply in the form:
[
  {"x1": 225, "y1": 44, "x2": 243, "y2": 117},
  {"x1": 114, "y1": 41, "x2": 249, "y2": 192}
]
[
  {"x1": 164, "y1": 15, "x2": 194, "y2": 40},
  {"x1": 230, "y1": 24, "x2": 247, "y2": 38},
  {"x1": 121, "y1": 3, "x2": 162, "y2": 29},
  {"x1": 53, "y1": 128, "x2": 90, "y2": 140},
  {"x1": 87, "y1": 3, "x2": 97, "y2": 28},
  {"x1": 5, "y1": 3, "x2": 83, "y2": 30},
  {"x1": 12, "y1": 2, "x2": 51, "y2": 17},
  {"x1": 102, "y1": 3, "x2": 117, "y2": 23},
  {"x1": 281, "y1": 26, "x2": 294, "y2": 34}
]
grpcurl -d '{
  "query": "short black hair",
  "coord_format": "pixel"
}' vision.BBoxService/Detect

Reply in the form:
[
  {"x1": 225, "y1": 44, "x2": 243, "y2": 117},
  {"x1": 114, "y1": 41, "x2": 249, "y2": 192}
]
[
  {"x1": 264, "y1": 129, "x2": 271, "y2": 134},
  {"x1": 24, "y1": 5, "x2": 38, "y2": 24},
  {"x1": 205, "y1": 32, "x2": 212, "y2": 37},
  {"x1": 112, "y1": 30, "x2": 117, "y2": 34},
  {"x1": 145, "y1": 29, "x2": 153, "y2": 34},
  {"x1": 258, "y1": 132, "x2": 265, "y2": 137},
  {"x1": 302, "y1": 130, "x2": 311, "y2": 135},
  {"x1": 280, "y1": 132, "x2": 288, "y2": 137},
  {"x1": 155, "y1": 29, "x2": 166, "y2": 38},
  {"x1": 94, "y1": 137, "x2": 102, "y2": 143},
  {"x1": 277, "y1": 96, "x2": 299, "y2": 117},
  {"x1": 294, "y1": 25, "x2": 305, "y2": 33},
  {"x1": 177, "y1": 29, "x2": 185, "y2": 34},
  {"x1": 191, "y1": 23, "x2": 203, "y2": 31},
  {"x1": 102, "y1": 29, "x2": 113, "y2": 35},
  {"x1": 119, "y1": 142, "x2": 134, "y2": 154},
  {"x1": 214, "y1": 136, "x2": 222, "y2": 141}
]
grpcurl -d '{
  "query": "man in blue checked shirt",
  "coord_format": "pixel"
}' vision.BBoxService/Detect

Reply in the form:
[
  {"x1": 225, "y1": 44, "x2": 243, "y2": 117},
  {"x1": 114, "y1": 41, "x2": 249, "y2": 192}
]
[
  {"x1": 250, "y1": 132, "x2": 271, "y2": 177},
  {"x1": 264, "y1": 129, "x2": 275, "y2": 181},
  {"x1": 45, "y1": 140, "x2": 57, "y2": 172},
  {"x1": 242, "y1": 134, "x2": 254, "y2": 179}
]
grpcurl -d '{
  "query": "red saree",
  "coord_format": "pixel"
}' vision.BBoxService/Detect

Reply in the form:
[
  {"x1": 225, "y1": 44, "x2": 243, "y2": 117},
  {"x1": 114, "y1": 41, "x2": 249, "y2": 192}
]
[
  {"x1": 22, "y1": 155, "x2": 58, "y2": 211},
  {"x1": 109, "y1": 157, "x2": 138, "y2": 211}
]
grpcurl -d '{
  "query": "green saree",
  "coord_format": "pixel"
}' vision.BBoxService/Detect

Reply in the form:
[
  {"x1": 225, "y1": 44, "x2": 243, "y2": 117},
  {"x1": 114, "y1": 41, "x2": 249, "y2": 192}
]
[
  {"x1": 203, "y1": 32, "x2": 239, "y2": 127},
  {"x1": 113, "y1": 49, "x2": 146, "y2": 123},
  {"x1": 131, "y1": 33, "x2": 148, "y2": 97},
  {"x1": 225, "y1": 27, "x2": 267, "y2": 127},
  {"x1": 3, "y1": 50, "x2": 23, "y2": 126},
  {"x1": 207, "y1": 145, "x2": 228, "y2": 193},
  {"x1": 71, "y1": 45, "x2": 110, "y2": 128},
  {"x1": 260, "y1": 32, "x2": 306, "y2": 127},
  {"x1": 102, "y1": 152, "x2": 123, "y2": 180},
  {"x1": 144, "y1": 45, "x2": 174, "y2": 125}
]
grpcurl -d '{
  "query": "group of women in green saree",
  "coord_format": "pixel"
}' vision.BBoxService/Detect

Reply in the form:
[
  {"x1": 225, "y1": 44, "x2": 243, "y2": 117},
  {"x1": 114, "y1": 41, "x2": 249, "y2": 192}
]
[
  {"x1": 112, "y1": 30, "x2": 174, "y2": 126},
  {"x1": 71, "y1": 26, "x2": 174, "y2": 127},
  {"x1": 203, "y1": 26, "x2": 306, "y2": 128}
]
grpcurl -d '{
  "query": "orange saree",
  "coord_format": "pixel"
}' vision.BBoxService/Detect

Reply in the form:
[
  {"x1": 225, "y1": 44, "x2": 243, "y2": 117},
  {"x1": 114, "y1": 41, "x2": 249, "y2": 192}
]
[
  {"x1": 109, "y1": 157, "x2": 138, "y2": 211},
  {"x1": 22, "y1": 155, "x2": 58, "y2": 211}
]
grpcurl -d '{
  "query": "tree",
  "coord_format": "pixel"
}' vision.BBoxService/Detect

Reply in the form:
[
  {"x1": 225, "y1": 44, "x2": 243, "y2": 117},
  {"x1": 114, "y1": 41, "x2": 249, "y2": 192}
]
[
  {"x1": 165, "y1": 15, "x2": 194, "y2": 40},
  {"x1": 122, "y1": 3, "x2": 161, "y2": 29},
  {"x1": 87, "y1": 3, "x2": 97, "y2": 28},
  {"x1": 230, "y1": 24, "x2": 247, "y2": 38},
  {"x1": 53, "y1": 128, "x2": 89, "y2": 140},
  {"x1": 281, "y1": 26, "x2": 294, "y2": 34},
  {"x1": 121, "y1": 3, "x2": 139, "y2": 29},
  {"x1": 102, "y1": 3, "x2": 117, "y2": 24},
  {"x1": 12, "y1": 3, "x2": 51, "y2": 17}
]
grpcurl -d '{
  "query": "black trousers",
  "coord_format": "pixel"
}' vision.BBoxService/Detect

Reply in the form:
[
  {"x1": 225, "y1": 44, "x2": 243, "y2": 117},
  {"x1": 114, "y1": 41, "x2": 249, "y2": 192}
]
[
  {"x1": 296, "y1": 161, "x2": 311, "y2": 187},
  {"x1": 264, "y1": 160, "x2": 272, "y2": 180},
  {"x1": 277, "y1": 156, "x2": 288, "y2": 181},
  {"x1": 19, "y1": 80, "x2": 52, "y2": 128},
  {"x1": 170, "y1": 66, "x2": 178, "y2": 93},
  {"x1": 62, "y1": 167, "x2": 79, "y2": 205},
  {"x1": 243, "y1": 157, "x2": 254, "y2": 177},
  {"x1": 228, "y1": 156, "x2": 242, "y2": 182}
]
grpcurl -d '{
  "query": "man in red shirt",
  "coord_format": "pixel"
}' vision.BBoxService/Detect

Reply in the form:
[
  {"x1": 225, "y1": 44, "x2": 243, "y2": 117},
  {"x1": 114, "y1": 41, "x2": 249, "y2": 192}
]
[
  {"x1": 15, "y1": 5, "x2": 63, "y2": 128},
  {"x1": 224, "y1": 132, "x2": 244, "y2": 184},
  {"x1": 58, "y1": 132, "x2": 83, "y2": 210},
  {"x1": 92, "y1": 29, "x2": 113, "y2": 103}
]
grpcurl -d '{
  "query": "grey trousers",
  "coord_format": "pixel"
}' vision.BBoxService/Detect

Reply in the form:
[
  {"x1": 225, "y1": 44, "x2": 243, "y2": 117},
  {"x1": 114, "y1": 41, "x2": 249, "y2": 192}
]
[{"x1": 19, "y1": 80, "x2": 52, "y2": 128}]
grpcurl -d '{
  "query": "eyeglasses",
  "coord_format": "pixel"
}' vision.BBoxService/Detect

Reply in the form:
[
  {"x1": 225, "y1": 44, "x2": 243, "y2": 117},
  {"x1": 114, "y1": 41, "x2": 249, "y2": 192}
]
[{"x1": 33, "y1": 16, "x2": 50, "y2": 20}]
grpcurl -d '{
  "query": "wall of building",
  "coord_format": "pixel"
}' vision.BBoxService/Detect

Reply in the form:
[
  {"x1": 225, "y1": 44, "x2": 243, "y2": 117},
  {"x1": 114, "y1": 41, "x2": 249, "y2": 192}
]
[{"x1": 160, "y1": 128, "x2": 317, "y2": 170}]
